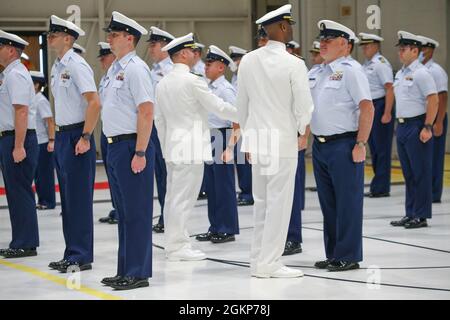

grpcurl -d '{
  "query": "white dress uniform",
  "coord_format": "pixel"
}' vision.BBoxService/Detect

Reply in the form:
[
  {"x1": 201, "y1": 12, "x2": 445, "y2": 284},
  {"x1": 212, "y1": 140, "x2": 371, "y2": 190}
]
[
  {"x1": 236, "y1": 4, "x2": 314, "y2": 277},
  {"x1": 155, "y1": 33, "x2": 238, "y2": 259},
  {"x1": 192, "y1": 59, "x2": 206, "y2": 77}
]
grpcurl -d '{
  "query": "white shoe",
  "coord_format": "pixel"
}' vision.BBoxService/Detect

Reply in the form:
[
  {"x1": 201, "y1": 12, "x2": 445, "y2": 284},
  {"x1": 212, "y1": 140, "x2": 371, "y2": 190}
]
[
  {"x1": 252, "y1": 266, "x2": 303, "y2": 278},
  {"x1": 167, "y1": 248, "x2": 207, "y2": 261}
]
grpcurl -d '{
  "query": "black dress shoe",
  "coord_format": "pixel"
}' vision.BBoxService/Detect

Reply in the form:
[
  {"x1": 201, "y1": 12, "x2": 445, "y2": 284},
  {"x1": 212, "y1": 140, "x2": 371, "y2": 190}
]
[
  {"x1": 283, "y1": 241, "x2": 302, "y2": 256},
  {"x1": 210, "y1": 233, "x2": 235, "y2": 244},
  {"x1": 364, "y1": 192, "x2": 390, "y2": 198},
  {"x1": 237, "y1": 199, "x2": 254, "y2": 206},
  {"x1": 197, "y1": 192, "x2": 208, "y2": 200},
  {"x1": 99, "y1": 216, "x2": 112, "y2": 223},
  {"x1": 390, "y1": 216, "x2": 411, "y2": 227},
  {"x1": 195, "y1": 232, "x2": 215, "y2": 242},
  {"x1": 327, "y1": 261, "x2": 360, "y2": 272},
  {"x1": 101, "y1": 275, "x2": 122, "y2": 286},
  {"x1": 2, "y1": 248, "x2": 37, "y2": 259},
  {"x1": 49, "y1": 259, "x2": 68, "y2": 269},
  {"x1": 314, "y1": 259, "x2": 333, "y2": 269},
  {"x1": 433, "y1": 199, "x2": 441, "y2": 204},
  {"x1": 57, "y1": 261, "x2": 92, "y2": 273},
  {"x1": 152, "y1": 223, "x2": 164, "y2": 233},
  {"x1": 0, "y1": 248, "x2": 9, "y2": 256},
  {"x1": 110, "y1": 277, "x2": 149, "y2": 291},
  {"x1": 404, "y1": 218, "x2": 428, "y2": 229}
]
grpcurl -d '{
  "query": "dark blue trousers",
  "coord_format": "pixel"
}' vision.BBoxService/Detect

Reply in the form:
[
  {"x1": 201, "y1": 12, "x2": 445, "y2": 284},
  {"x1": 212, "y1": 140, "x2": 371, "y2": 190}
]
[
  {"x1": 0, "y1": 132, "x2": 39, "y2": 249},
  {"x1": 205, "y1": 128, "x2": 239, "y2": 235},
  {"x1": 35, "y1": 143, "x2": 56, "y2": 209},
  {"x1": 396, "y1": 119, "x2": 433, "y2": 219},
  {"x1": 287, "y1": 150, "x2": 305, "y2": 243},
  {"x1": 313, "y1": 137, "x2": 364, "y2": 263},
  {"x1": 54, "y1": 127, "x2": 96, "y2": 263},
  {"x1": 100, "y1": 132, "x2": 118, "y2": 220},
  {"x1": 432, "y1": 114, "x2": 447, "y2": 202},
  {"x1": 368, "y1": 97, "x2": 394, "y2": 194},
  {"x1": 234, "y1": 137, "x2": 253, "y2": 201},
  {"x1": 151, "y1": 125, "x2": 167, "y2": 226},
  {"x1": 107, "y1": 138, "x2": 154, "y2": 278}
]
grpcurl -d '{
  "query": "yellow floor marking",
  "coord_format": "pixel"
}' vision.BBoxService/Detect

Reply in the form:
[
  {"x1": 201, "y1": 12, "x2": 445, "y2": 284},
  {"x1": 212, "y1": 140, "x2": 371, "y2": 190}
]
[{"x1": 0, "y1": 259, "x2": 123, "y2": 300}]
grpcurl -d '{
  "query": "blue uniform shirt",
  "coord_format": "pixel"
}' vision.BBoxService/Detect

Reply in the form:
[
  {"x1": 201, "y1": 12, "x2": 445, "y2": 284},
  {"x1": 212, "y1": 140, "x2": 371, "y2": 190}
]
[
  {"x1": 309, "y1": 56, "x2": 372, "y2": 136},
  {"x1": 151, "y1": 56, "x2": 173, "y2": 90},
  {"x1": 362, "y1": 52, "x2": 394, "y2": 100},
  {"x1": 0, "y1": 59, "x2": 35, "y2": 131},
  {"x1": 424, "y1": 59, "x2": 448, "y2": 94},
  {"x1": 101, "y1": 51, "x2": 155, "y2": 137},
  {"x1": 394, "y1": 59, "x2": 438, "y2": 118},
  {"x1": 50, "y1": 49, "x2": 97, "y2": 126},
  {"x1": 208, "y1": 75, "x2": 236, "y2": 129},
  {"x1": 33, "y1": 92, "x2": 53, "y2": 144}
]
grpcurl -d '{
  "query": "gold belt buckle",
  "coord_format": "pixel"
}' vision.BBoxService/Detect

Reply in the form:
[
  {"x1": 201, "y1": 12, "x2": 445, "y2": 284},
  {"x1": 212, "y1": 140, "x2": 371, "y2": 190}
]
[
  {"x1": 398, "y1": 118, "x2": 405, "y2": 124},
  {"x1": 0, "y1": 132, "x2": 3, "y2": 137},
  {"x1": 107, "y1": 137, "x2": 113, "y2": 144},
  {"x1": 318, "y1": 137, "x2": 326, "y2": 143}
]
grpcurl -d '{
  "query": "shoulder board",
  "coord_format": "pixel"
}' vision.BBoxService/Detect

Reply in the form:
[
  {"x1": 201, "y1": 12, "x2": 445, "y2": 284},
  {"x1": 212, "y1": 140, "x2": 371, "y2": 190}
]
[
  {"x1": 291, "y1": 53, "x2": 305, "y2": 61},
  {"x1": 190, "y1": 71, "x2": 203, "y2": 77},
  {"x1": 378, "y1": 56, "x2": 386, "y2": 64}
]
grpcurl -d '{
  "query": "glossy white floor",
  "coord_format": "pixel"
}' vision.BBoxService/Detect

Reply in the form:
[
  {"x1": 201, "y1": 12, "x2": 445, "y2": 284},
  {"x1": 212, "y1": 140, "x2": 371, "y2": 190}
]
[{"x1": 0, "y1": 165, "x2": 449, "y2": 300}]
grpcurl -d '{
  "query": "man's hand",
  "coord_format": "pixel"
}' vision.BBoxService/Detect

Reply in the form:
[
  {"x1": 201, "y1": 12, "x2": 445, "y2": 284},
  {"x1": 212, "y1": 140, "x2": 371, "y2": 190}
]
[
  {"x1": 47, "y1": 141, "x2": 55, "y2": 153},
  {"x1": 75, "y1": 138, "x2": 90, "y2": 155},
  {"x1": 298, "y1": 135, "x2": 308, "y2": 151},
  {"x1": 131, "y1": 155, "x2": 146, "y2": 174},
  {"x1": 419, "y1": 128, "x2": 433, "y2": 143},
  {"x1": 13, "y1": 147, "x2": 26, "y2": 163},
  {"x1": 433, "y1": 121, "x2": 444, "y2": 137},
  {"x1": 381, "y1": 113, "x2": 392, "y2": 124},
  {"x1": 352, "y1": 144, "x2": 366, "y2": 163},
  {"x1": 221, "y1": 147, "x2": 234, "y2": 163}
]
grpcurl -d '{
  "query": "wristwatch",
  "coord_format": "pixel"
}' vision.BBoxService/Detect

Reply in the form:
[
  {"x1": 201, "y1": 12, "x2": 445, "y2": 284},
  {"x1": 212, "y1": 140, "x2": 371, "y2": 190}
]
[
  {"x1": 356, "y1": 141, "x2": 366, "y2": 148},
  {"x1": 424, "y1": 124, "x2": 433, "y2": 132},
  {"x1": 81, "y1": 132, "x2": 91, "y2": 141},
  {"x1": 135, "y1": 150, "x2": 146, "y2": 157},
  {"x1": 48, "y1": 138, "x2": 55, "y2": 142}
]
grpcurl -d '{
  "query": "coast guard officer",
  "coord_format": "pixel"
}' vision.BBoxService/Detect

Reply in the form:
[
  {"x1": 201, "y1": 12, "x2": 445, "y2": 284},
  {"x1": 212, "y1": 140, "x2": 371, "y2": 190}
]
[
  {"x1": 155, "y1": 33, "x2": 238, "y2": 261},
  {"x1": 100, "y1": 12, "x2": 155, "y2": 290},
  {"x1": 417, "y1": 35, "x2": 448, "y2": 204},
  {"x1": 309, "y1": 40, "x2": 324, "y2": 69},
  {"x1": 309, "y1": 20, "x2": 374, "y2": 272},
  {"x1": 97, "y1": 41, "x2": 119, "y2": 225},
  {"x1": 46, "y1": 15, "x2": 100, "y2": 273},
  {"x1": 237, "y1": 5, "x2": 314, "y2": 278},
  {"x1": 31, "y1": 71, "x2": 56, "y2": 211},
  {"x1": 229, "y1": 45, "x2": 254, "y2": 206},
  {"x1": 0, "y1": 30, "x2": 39, "y2": 259},
  {"x1": 359, "y1": 33, "x2": 395, "y2": 198},
  {"x1": 390, "y1": 31, "x2": 438, "y2": 229},
  {"x1": 195, "y1": 45, "x2": 239, "y2": 244},
  {"x1": 146, "y1": 26, "x2": 175, "y2": 234}
]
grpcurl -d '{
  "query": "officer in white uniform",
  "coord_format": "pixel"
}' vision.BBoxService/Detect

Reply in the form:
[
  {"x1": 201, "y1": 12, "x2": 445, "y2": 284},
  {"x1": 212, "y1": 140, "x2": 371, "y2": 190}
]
[
  {"x1": 236, "y1": 5, "x2": 314, "y2": 278},
  {"x1": 146, "y1": 26, "x2": 175, "y2": 234},
  {"x1": 155, "y1": 33, "x2": 238, "y2": 262},
  {"x1": 195, "y1": 45, "x2": 239, "y2": 244},
  {"x1": 30, "y1": 71, "x2": 56, "y2": 211},
  {"x1": 309, "y1": 40, "x2": 324, "y2": 70},
  {"x1": 286, "y1": 40, "x2": 300, "y2": 55},
  {"x1": 192, "y1": 42, "x2": 206, "y2": 77},
  {"x1": 359, "y1": 33, "x2": 395, "y2": 198},
  {"x1": 101, "y1": 12, "x2": 155, "y2": 291},
  {"x1": 46, "y1": 15, "x2": 100, "y2": 273},
  {"x1": 0, "y1": 30, "x2": 39, "y2": 259},
  {"x1": 97, "y1": 41, "x2": 119, "y2": 225},
  {"x1": 309, "y1": 20, "x2": 374, "y2": 272},
  {"x1": 229, "y1": 46, "x2": 248, "y2": 89},
  {"x1": 417, "y1": 35, "x2": 448, "y2": 204},
  {"x1": 390, "y1": 31, "x2": 438, "y2": 229},
  {"x1": 72, "y1": 43, "x2": 86, "y2": 56}
]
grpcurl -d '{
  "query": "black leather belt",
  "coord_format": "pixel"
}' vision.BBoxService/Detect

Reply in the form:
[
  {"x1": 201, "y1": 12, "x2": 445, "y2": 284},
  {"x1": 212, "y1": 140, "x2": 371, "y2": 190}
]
[
  {"x1": 397, "y1": 114, "x2": 425, "y2": 124},
  {"x1": 314, "y1": 131, "x2": 358, "y2": 144},
  {"x1": 0, "y1": 129, "x2": 36, "y2": 138},
  {"x1": 55, "y1": 122, "x2": 85, "y2": 132},
  {"x1": 107, "y1": 133, "x2": 137, "y2": 144}
]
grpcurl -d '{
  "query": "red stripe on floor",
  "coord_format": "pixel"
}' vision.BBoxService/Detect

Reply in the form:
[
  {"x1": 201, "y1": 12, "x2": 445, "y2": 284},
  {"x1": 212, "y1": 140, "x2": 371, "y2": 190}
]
[{"x1": 0, "y1": 181, "x2": 110, "y2": 195}]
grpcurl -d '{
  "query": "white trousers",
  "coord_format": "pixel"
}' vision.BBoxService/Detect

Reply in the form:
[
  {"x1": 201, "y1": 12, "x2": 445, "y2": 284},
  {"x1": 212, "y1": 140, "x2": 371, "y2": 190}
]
[
  {"x1": 250, "y1": 155, "x2": 297, "y2": 275},
  {"x1": 164, "y1": 162, "x2": 204, "y2": 254}
]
